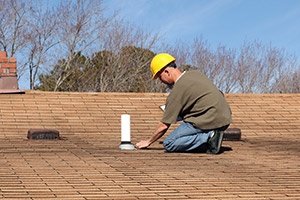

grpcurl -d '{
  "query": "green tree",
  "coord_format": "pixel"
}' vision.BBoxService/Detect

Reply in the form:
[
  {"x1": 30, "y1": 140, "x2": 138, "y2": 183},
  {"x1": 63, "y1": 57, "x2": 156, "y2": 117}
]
[{"x1": 38, "y1": 47, "x2": 166, "y2": 92}]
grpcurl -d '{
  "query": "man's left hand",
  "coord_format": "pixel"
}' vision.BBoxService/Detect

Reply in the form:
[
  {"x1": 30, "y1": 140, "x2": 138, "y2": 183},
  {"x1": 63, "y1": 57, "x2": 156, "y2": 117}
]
[{"x1": 136, "y1": 140, "x2": 151, "y2": 149}]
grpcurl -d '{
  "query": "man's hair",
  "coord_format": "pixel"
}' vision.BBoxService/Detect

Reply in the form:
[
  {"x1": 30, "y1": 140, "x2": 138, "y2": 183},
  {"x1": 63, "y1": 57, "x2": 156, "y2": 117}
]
[{"x1": 167, "y1": 61, "x2": 177, "y2": 68}]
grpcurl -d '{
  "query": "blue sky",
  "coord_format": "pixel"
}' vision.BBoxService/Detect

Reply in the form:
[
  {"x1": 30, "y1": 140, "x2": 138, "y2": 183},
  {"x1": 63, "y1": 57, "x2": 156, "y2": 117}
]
[{"x1": 103, "y1": 0, "x2": 300, "y2": 57}]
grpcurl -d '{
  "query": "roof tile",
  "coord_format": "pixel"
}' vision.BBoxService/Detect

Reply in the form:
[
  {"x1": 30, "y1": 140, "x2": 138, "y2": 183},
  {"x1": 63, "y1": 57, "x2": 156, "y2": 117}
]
[{"x1": 0, "y1": 91, "x2": 299, "y2": 199}]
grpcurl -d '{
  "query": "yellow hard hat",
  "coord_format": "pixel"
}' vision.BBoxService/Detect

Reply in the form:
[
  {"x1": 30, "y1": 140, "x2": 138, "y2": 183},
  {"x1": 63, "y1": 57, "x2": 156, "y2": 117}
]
[{"x1": 150, "y1": 53, "x2": 176, "y2": 79}]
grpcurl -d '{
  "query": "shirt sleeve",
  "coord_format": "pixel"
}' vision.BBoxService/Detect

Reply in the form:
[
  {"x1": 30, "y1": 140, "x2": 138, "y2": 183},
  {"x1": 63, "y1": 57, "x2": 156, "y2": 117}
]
[{"x1": 161, "y1": 92, "x2": 182, "y2": 124}]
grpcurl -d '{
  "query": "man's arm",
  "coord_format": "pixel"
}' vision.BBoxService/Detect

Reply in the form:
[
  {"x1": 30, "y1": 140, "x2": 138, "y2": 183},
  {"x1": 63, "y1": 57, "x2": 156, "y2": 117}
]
[{"x1": 136, "y1": 122, "x2": 170, "y2": 149}]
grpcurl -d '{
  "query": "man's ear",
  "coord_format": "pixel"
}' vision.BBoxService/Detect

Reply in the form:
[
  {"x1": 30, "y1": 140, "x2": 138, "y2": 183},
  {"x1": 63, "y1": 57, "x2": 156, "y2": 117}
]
[{"x1": 164, "y1": 68, "x2": 170, "y2": 76}]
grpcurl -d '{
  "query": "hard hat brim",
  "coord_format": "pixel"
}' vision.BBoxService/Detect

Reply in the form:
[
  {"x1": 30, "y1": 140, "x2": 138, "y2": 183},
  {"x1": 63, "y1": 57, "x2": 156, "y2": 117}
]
[{"x1": 152, "y1": 66, "x2": 167, "y2": 80}]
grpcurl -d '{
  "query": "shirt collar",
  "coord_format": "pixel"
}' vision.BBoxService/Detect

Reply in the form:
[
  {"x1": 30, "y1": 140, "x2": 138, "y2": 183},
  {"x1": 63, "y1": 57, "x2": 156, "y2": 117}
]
[{"x1": 175, "y1": 71, "x2": 186, "y2": 83}]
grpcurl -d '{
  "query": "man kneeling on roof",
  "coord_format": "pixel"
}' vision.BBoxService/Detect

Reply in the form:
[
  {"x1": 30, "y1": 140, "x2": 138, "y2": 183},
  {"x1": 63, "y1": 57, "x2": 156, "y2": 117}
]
[{"x1": 136, "y1": 53, "x2": 232, "y2": 154}]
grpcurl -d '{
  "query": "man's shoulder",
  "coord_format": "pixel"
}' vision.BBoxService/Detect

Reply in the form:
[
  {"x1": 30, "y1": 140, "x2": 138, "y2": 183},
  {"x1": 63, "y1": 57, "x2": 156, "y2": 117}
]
[
  {"x1": 183, "y1": 70, "x2": 204, "y2": 77},
  {"x1": 180, "y1": 70, "x2": 207, "y2": 82}
]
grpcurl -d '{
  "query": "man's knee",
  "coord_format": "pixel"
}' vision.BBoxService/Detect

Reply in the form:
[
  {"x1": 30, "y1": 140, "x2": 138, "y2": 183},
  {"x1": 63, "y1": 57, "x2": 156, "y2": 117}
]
[
  {"x1": 163, "y1": 138, "x2": 191, "y2": 152},
  {"x1": 163, "y1": 139, "x2": 174, "y2": 152}
]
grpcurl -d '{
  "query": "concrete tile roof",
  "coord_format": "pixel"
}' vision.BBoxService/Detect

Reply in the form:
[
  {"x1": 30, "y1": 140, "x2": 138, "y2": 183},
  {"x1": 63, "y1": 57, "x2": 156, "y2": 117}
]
[{"x1": 0, "y1": 91, "x2": 299, "y2": 199}]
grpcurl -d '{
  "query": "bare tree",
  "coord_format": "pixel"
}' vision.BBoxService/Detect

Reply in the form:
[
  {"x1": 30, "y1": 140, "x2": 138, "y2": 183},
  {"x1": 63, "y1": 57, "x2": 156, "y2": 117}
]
[
  {"x1": 51, "y1": 0, "x2": 109, "y2": 91},
  {"x1": 167, "y1": 39, "x2": 298, "y2": 94},
  {"x1": 21, "y1": 3, "x2": 60, "y2": 89},
  {"x1": 91, "y1": 19, "x2": 160, "y2": 92},
  {"x1": 235, "y1": 41, "x2": 298, "y2": 93},
  {"x1": 39, "y1": 17, "x2": 161, "y2": 92},
  {"x1": 235, "y1": 41, "x2": 261, "y2": 93},
  {"x1": 271, "y1": 66, "x2": 300, "y2": 93},
  {"x1": 213, "y1": 46, "x2": 238, "y2": 93},
  {"x1": 172, "y1": 38, "x2": 238, "y2": 93},
  {"x1": 0, "y1": 0, "x2": 27, "y2": 57}
]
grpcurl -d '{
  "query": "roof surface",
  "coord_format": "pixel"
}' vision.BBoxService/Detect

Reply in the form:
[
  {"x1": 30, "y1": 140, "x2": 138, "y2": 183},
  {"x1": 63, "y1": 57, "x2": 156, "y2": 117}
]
[{"x1": 0, "y1": 91, "x2": 299, "y2": 199}]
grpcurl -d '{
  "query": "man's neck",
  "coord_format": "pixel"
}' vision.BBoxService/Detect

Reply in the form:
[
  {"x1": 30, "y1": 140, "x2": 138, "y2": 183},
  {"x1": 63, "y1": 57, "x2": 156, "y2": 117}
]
[{"x1": 175, "y1": 70, "x2": 185, "y2": 82}]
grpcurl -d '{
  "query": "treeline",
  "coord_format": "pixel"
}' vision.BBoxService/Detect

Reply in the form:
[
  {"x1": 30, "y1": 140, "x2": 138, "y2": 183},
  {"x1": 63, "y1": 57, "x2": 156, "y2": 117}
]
[
  {"x1": 1, "y1": 0, "x2": 299, "y2": 93},
  {"x1": 38, "y1": 47, "x2": 164, "y2": 92}
]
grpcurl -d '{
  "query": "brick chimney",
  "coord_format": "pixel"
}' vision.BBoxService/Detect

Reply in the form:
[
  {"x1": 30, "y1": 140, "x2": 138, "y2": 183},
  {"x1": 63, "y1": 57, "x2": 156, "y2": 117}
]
[{"x1": 0, "y1": 51, "x2": 18, "y2": 90}]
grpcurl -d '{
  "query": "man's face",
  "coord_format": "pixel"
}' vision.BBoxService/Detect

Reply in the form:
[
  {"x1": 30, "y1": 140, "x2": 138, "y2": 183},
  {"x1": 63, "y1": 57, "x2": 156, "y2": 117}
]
[{"x1": 158, "y1": 68, "x2": 174, "y2": 87}]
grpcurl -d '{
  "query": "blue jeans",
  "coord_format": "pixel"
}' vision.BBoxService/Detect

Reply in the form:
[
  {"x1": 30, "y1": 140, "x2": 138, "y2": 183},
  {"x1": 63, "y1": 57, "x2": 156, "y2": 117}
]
[{"x1": 163, "y1": 122, "x2": 212, "y2": 152}]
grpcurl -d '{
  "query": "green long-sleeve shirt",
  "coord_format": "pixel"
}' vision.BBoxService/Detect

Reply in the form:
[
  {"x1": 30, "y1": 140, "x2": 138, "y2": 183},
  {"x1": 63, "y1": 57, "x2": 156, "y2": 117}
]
[{"x1": 161, "y1": 70, "x2": 232, "y2": 130}]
